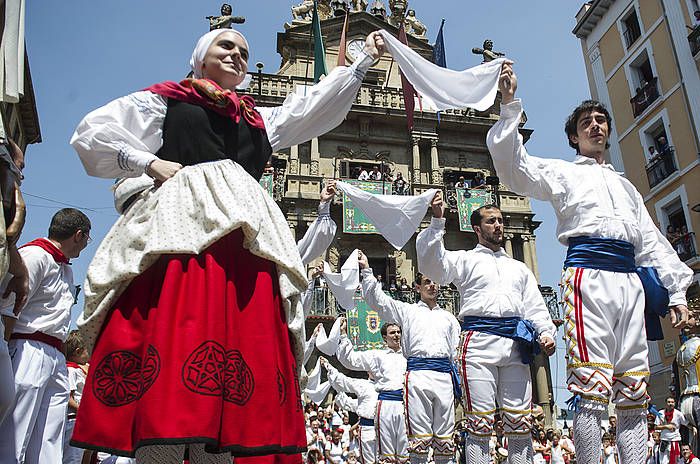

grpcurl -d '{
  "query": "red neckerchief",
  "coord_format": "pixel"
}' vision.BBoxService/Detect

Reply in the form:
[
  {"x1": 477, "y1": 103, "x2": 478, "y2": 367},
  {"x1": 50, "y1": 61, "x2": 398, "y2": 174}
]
[
  {"x1": 145, "y1": 79, "x2": 265, "y2": 131},
  {"x1": 66, "y1": 361, "x2": 89, "y2": 375},
  {"x1": 665, "y1": 408, "x2": 674, "y2": 423},
  {"x1": 21, "y1": 238, "x2": 69, "y2": 264},
  {"x1": 688, "y1": 453, "x2": 698, "y2": 463}
]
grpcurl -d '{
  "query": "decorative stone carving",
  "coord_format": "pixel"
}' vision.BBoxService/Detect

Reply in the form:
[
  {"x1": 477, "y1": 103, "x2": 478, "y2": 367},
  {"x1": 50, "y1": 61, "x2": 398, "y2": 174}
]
[
  {"x1": 404, "y1": 10, "x2": 427, "y2": 38},
  {"x1": 207, "y1": 3, "x2": 245, "y2": 31},
  {"x1": 472, "y1": 39, "x2": 505, "y2": 63},
  {"x1": 310, "y1": 160, "x2": 320, "y2": 176},
  {"x1": 351, "y1": 0, "x2": 368, "y2": 12},
  {"x1": 388, "y1": 0, "x2": 407, "y2": 27}
]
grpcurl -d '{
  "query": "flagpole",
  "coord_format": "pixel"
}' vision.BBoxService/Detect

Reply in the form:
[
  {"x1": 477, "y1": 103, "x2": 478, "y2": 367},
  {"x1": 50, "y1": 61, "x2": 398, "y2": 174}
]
[{"x1": 304, "y1": 20, "x2": 313, "y2": 97}]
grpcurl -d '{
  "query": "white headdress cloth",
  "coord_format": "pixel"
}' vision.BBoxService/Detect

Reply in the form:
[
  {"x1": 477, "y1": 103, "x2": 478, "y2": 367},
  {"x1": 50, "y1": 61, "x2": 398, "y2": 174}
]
[{"x1": 189, "y1": 28, "x2": 252, "y2": 89}]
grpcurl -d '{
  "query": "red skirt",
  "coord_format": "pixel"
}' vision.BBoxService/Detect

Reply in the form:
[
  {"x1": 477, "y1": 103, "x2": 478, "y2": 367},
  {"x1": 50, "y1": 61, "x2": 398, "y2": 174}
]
[{"x1": 71, "y1": 229, "x2": 306, "y2": 457}]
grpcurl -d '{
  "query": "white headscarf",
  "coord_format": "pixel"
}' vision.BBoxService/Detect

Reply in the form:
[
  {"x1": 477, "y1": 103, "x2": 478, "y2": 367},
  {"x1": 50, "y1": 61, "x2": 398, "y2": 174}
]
[{"x1": 189, "y1": 28, "x2": 252, "y2": 89}]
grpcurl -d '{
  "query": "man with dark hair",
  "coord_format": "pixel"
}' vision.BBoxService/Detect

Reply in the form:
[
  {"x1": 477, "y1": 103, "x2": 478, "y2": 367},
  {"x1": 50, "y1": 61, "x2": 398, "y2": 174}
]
[
  {"x1": 486, "y1": 62, "x2": 693, "y2": 464},
  {"x1": 655, "y1": 397, "x2": 687, "y2": 464},
  {"x1": 0, "y1": 208, "x2": 90, "y2": 464},
  {"x1": 357, "y1": 250, "x2": 460, "y2": 464},
  {"x1": 417, "y1": 198, "x2": 555, "y2": 464},
  {"x1": 337, "y1": 319, "x2": 407, "y2": 464}
]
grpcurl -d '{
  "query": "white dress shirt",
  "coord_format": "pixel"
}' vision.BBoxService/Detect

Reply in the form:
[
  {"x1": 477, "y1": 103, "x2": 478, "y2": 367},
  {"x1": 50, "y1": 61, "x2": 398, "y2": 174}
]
[
  {"x1": 70, "y1": 52, "x2": 375, "y2": 179},
  {"x1": 336, "y1": 336, "x2": 406, "y2": 392},
  {"x1": 361, "y1": 269, "x2": 460, "y2": 360},
  {"x1": 486, "y1": 99, "x2": 693, "y2": 306},
  {"x1": 655, "y1": 409, "x2": 686, "y2": 442},
  {"x1": 0, "y1": 244, "x2": 77, "y2": 341},
  {"x1": 325, "y1": 363, "x2": 378, "y2": 420},
  {"x1": 416, "y1": 217, "x2": 556, "y2": 339}
]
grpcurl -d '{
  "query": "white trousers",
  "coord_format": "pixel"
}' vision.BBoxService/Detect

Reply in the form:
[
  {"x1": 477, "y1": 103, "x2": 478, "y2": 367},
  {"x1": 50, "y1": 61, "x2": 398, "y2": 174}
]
[
  {"x1": 404, "y1": 370, "x2": 455, "y2": 464},
  {"x1": 0, "y1": 339, "x2": 69, "y2": 464},
  {"x1": 457, "y1": 331, "x2": 532, "y2": 438},
  {"x1": 359, "y1": 424, "x2": 377, "y2": 464},
  {"x1": 0, "y1": 317, "x2": 15, "y2": 424},
  {"x1": 376, "y1": 398, "x2": 408, "y2": 464},
  {"x1": 562, "y1": 267, "x2": 649, "y2": 408},
  {"x1": 63, "y1": 417, "x2": 84, "y2": 464}
]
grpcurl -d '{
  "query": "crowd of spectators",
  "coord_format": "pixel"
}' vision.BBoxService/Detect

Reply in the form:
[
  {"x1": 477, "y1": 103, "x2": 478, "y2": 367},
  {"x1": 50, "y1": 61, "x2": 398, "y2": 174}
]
[
  {"x1": 666, "y1": 224, "x2": 696, "y2": 261},
  {"x1": 304, "y1": 401, "x2": 360, "y2": 464}
]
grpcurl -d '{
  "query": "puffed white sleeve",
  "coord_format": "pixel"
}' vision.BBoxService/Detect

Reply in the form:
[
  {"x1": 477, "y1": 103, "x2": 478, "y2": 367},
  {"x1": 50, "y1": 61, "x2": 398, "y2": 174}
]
[
  {"x1": 415, "y1": 217, "x2": 465, "y2": 286},
  {"x1": 256, "y1": 52, "x2": 374, "y2": 151},
  {"x1": 70, "y1": 91, "x2": 167, "y2": 178},
  {"x1": 297, "y1": 200, "x2": 337, "y2": 266}
]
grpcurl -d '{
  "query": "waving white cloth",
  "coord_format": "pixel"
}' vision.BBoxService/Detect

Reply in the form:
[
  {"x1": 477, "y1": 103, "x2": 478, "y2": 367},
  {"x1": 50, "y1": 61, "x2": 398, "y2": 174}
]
[
  {"x1": 378, "y1": 29, "x2": 505, "y2": 112},
  {"x1": 336, "y1": 182, "x2": 437, "y2": 250},
  {"x1": 315, "y1": 316, "x2": 345, "y2": 356},
  {"x1": 305, "y1": 381, "x2": 331, "y2": 405},
  {"x1": 322, "y1": 249, "x2": 360, "y2": 311},
  {"x1": 306, "y1": 357, "x2": 323, "y2": 391}
]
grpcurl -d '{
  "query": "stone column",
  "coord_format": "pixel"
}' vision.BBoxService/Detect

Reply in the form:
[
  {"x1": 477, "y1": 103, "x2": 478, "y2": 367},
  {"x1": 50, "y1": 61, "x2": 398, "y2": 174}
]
[
  {"x1": 310, "y1": 137, "x2": 320, "y2": 176},
  {"x1": 504, "y1": 233, "x2": 513, "y2": 257},
  {"x1": 528, "y1": 235, "x2": 540, "y2": 281},
  {"x1": 412, "y1": 136, "x2": 421, "y2": 185},
  {"x1": 430, "y1": 139, "x2": 441, "y2": 184},
  {"x1": 289, "y1": 144, "x2": 300, "y2": 175},
  {"x1": 532, "y1": 353, "x2": 554, "y2": 427},
  {"x1": 522, "y1": 235, "x2": 535, "y2": 275}
]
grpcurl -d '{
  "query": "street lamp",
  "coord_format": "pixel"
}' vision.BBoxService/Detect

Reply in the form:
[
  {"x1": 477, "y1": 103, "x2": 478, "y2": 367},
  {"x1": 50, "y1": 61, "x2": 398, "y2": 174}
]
[{"x1": 256, "y1": 62, "x2": 264, "y2": 97}]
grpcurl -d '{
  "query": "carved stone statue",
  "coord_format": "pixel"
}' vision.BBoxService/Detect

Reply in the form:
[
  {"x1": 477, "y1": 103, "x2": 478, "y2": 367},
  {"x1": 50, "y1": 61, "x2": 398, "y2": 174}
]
[
  {"x1": 404, "y1": 9, "x2": 426, "y2": 38},
  {"x1": 369, "y1": 0, "x2": 387, "y2": 18},
  {"x1": 351, "y1": 0, "x2": 369, "y2": 12},
  {"x1": 388, "y1": 0, "x2": 407, "y2": 27},
  {"x1": 291, "y1": 0, "x2": 332, "y2": 22},
  {"x1": 206, "y1": 3, "x2": 245, "y2": 31},
  {"x1": 472, "y1": 39, "x2": 505, "y2": 63}
]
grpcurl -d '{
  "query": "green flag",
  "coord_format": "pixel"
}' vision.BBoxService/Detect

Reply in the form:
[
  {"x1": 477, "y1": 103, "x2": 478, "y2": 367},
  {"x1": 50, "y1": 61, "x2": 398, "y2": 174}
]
[{"x1": 312, "y1": 0, "x2": 327, "y2": 83}]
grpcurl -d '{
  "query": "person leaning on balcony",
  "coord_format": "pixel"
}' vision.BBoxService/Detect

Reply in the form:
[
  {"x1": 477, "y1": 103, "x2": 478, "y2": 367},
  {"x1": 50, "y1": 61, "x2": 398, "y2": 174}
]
[
  {"x1": 694, "y1": 11, "x2": 700, "y2": 28},
  {"x1": 485, "y1": 61, "x2": 694, "y2": 464}
]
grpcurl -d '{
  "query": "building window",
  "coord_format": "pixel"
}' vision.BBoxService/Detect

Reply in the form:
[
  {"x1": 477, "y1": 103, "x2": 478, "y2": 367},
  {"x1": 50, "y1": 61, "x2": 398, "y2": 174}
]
[
  {"x1": 642, "y1": 121, "x2": 678, "y2": 188},
  {"x1": 628, "y1": 51, "x2": 660, "y2": 117},
  {"x1": 622, "y1": 7, "x2": 642, "y2": 49},
  {"x1": 662, "y1": 199, "x2": 697, "y2": 262}
]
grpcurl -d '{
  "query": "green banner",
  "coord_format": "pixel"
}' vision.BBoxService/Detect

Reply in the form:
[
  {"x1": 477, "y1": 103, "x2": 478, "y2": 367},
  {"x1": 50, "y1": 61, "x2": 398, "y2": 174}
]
[
  {"x1": 346, "y1": 294, "x2": 385, "y2": 351},
  {"x1": 342, "y1": 179, "x2": 392, "y2": 234},
  {"x1": 456, "y1": 189, "x2": 492, "y2": 232},
  {"x1": 259, "y1": 174, "x2": 274, "y2": 197}
]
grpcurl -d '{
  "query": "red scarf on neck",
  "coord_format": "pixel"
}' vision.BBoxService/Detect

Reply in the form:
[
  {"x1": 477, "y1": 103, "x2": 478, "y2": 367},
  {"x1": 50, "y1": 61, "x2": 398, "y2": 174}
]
[
  {"x1": 21, "y1": 238, "x2": 69, "y2": 264},
  {"x1": 665, "y1": 408, "x2": 675, "y2": 423},
  {"x1": 145, "y1": 79, "x2": 265, "y2": 130}
]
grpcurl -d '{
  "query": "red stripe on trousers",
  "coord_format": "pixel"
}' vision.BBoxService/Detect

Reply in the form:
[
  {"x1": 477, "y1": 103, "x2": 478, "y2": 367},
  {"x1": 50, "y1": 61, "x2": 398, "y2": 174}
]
[
  {"x1": 460, "y1": 330, "x2": 474, "y2": 411},
  {"x1": 376, "y1": 400, "x2": 383, "y2": 457},
  {"x1": 574, "y1": 268, "x2": 589, "y2": 362},
  {"x1": 404, "y1": 372, "x2": 412, "y2": 436}
]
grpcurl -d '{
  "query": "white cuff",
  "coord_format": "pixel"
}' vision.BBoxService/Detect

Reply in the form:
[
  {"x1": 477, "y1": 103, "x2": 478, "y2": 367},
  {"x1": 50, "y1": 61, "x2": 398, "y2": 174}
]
[
  {"x1": 351, "y1": 51, "x2": 374, "y2": 75},
  {"x1": 499, "y1": 99, "x2": 522, "y2": 119},
  {"x1": 430, "y1": 217, "x2": 446, "y2": 229},
  {"x1": 669, "y1": 291, "x2": 688, "y2": 308}
]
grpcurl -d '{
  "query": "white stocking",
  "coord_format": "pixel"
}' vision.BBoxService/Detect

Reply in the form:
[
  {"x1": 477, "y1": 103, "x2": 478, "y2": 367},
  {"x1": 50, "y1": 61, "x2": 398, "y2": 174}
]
[
  {"x1": 572, "y1": 401, "x2": 604, "y2": 464},
  {"x1": 616, "y1": 409, "x2": 647, "y2": 464},
  {"x1": 507, "y1": 436, "x2": 533, "y2": 464},
  {"x1": 465, "y1": 435, "x2": 490, "y2": 464}
]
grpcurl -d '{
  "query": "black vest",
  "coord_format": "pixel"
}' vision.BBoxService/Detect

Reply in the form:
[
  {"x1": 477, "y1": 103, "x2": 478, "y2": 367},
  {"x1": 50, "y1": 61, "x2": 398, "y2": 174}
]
[{"x1": 156, "y1": 99, "x2": 272, "y2": 181}]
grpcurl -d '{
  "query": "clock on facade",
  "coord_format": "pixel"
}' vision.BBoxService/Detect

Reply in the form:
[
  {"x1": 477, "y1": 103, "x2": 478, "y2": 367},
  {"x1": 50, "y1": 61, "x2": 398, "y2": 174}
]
[{"x1": 347, "y1": 39, "x2": 366, "y2": 62}]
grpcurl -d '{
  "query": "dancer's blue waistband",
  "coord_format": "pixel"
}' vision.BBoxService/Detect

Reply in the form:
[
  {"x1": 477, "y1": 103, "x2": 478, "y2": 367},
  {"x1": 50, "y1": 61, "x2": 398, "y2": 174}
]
[
  {"x1": 564, "y1": 236, "x2": 669, "y2": 341},
  {"x1": 460, "y1": 316, "x2": 540, "y2": 364},
  {"x1": 406, "y1": 357, "x2": 462, "y2": 401},
  {"x1": 378, "y1": 389, "x2": 403, "y2": 401},
  {"x1": 359, "y1": 417, "x2": 374, "y2": 427}
]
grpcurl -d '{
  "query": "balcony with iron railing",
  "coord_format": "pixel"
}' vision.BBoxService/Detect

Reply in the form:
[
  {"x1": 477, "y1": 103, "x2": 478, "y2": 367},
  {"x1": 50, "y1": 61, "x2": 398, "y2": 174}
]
[
  {"x1": 689, "y1": 26, "x2": 700, "y2": 57},
  {"x1": 672, "y1": 232, "x2": 698, "y2": 263},
  {"x1": 630, "y1": 77, "x2": 660, "y2": 117},
  {"x1": 645, "y1": 146, "x2": 678, "y2": 189},
  {"x1": 623, "y1": 21, "x2": 642, "y2": 49}
]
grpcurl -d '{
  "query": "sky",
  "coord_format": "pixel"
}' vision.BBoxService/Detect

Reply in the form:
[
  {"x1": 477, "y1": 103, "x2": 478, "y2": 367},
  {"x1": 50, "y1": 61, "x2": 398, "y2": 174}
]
[{"x1": 23, "y1": 1, "x2": 591, "y2": 413}]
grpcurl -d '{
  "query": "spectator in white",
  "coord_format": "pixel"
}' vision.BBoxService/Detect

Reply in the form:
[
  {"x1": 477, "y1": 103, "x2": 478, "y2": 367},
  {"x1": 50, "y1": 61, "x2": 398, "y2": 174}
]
[
  {"x1": 550, "y1": 431, "x2": 573, "y2": 464},
  {"x1": 655, "y1": 397, "x2": 687, "y2": 464},
  {"x1": 602, "y1": 434, "x2": 617, "y2": 464},
  {"x1": 648, "y1": 145, "x2": 660, "y2": 162},
  {"x1": 331, "y1": 404, "x2": 344, "y2": 431},
  {"x1": 649, "y1": 431, "x2": 661, "y2": 464},
  {"x1": 682, "y1": 444, "x2": 699, "y2": 464},
  {"x1": 308, "y1": 418, "x2": 328, "y2": 453},
  {"x1": 325, "y1": 428, "x2": 348, "y2": 464},
  {"x1": 0, "y1": 208, "x2": 90, "y2": 464},
  {"x1": 417, "y1": 199, "x2": 556, "y2": 464},
  {"x1": 694, "y1": 11, "x2": 700, "y2": 27},
  {"x1": 455, "y1": 176, "x2": 469, "y2": 190},
  {"x1": 321, "y1": 357, "x2": 378, "y2": 464},
  {"x1": 336, "y1": 319, "x2": 408, "y2": 464},
  {"x1": 357, "y1": 251, "x2": 461, "y2": 464},
  {"x1": 488, "y1": 62, "x2": 693, "y2": 464},
  {"x1": 369, "y1": 166, "x2": 382, "y2": 181},
  {"x1": 63, "y1": 330, "x2": 91, "y2": 464},
  {"x1": 358, "y1": 168, "x2": 370, "y2": 181}
]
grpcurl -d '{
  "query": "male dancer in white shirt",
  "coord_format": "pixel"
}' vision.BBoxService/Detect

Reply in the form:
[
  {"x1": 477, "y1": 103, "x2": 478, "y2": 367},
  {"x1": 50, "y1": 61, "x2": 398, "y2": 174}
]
[
  {"x1": 336, "y1": 318, "x2": 408, "y2": 464},
  {"x1": 321, "y1": 357, "x2": 378, "y2": 464},
  {"x1": 416, "y1": 200, "x2": 556, "y2": 464},
  {"x1": 486, "y1": 62, "x2": 693, "y2": 464},
  {"x1": 357, "y1": 251, "x2": 461, "y2": 464},
  {"x1": 0, "y1": 208, "x2": 91, "y2": 464}
]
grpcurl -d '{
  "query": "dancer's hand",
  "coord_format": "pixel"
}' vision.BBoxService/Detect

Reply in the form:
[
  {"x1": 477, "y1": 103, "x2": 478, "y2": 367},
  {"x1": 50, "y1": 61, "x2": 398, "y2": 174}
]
[
  {"x1": 364, "y1": 31, "x2": 385, "y2": 60},
  {"x1": 146, "y1": 159, "x2": 183, "y2": 183},
  {"x1": 357, "y1": 250, "x2": 369, "y2": 269},
  {"x1": 499, "y1": 60, "x2": 517, "y2": 104},
  {"x1": 321, "y1": 180, "x2": 337, "y2": 202},
  {"x1": 319, "y1": 356, "x2": 328, "y2": 368},
  {"x1": 340, "y1": 317, "x2": 347, "y2": 335},
  {"x1": 670, "y1": 304, "x2": 689, "y2": 329},
  {"x1": 539, "y1": 335, "x2": 555, "y2": 356},
  {"x1": 312, "y1": 263, "x2": 324, "y2": 279},
  {"x1": 313, "y1": 323, "x2": 323, "y2": 337},
  {"x1": 431, "y1": 191, "x2": 444, "y2": 218}
]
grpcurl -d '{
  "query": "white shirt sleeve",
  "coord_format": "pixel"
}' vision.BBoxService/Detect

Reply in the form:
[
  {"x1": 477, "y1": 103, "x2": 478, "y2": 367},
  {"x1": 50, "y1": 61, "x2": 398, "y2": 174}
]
[
  {"x1": 297, "y1": 201, "x2": 337, "y2": 266},
  {"x1": 486, "y1": 100, "x2": 565, "y2": 202},
  {"x1": 70, "y1": 91, "x2": 166, "y2": 178},
  {"x1": 415, "y1": 217, "x2": 465, "y2": 286},
  {"x1": 360, "y1": 268, "x2": 407, "y2": 328},
  {"x1": 336, "y1": 336, "x2": 376, "y2": 372},
  {"x1": 634, "y1": 189, "x2": 693, "y2": 306},
  {"x1": 521, "y1": 266, "x2": 556, "y2": 338},
  {"x1": 326, "y1": 363, "x2": 363, "y2": 395},
  {"x1": 257, "y1": 52, "x2": 374, "y2": 152},
  {"x1": 301, "y1": 279, "x2": 316, "y2": 318}
]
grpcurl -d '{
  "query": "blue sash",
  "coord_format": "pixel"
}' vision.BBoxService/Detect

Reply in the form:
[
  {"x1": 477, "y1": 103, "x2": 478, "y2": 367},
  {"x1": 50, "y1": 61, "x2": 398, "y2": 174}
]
[
  {"x1": 460, "y1": 316, "x2": 540, "y2": 364},
  {"x1": 564, "y1": 236, "x2": 669, "y2": 341},
  {"x1": 377, "y1": 389, "x2": 403, "y2": 401},
  {"x1": 406, "y1": 357, "x2": 462, "y2": 401},
  {"x1": 358, "y1": 417, "x2": 374, "y2": 427}
]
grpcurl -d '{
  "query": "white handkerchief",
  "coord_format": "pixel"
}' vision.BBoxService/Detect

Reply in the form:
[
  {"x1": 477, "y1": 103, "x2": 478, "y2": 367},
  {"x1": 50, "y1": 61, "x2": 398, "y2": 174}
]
[
  {"x1": 305, "y1": 381, "x2": 331, "y2": 405},
  {"x1": 378, "y1": 29, "x2": 505, "y2": 112},
  {"x1": 315, "y1": 316, "x2": 345, "y2": 355},
  {"x1": 323, "y1": 250, "x2": 360, "y2": 311},
  {"x1": 306, "y1": 357, "x2": 322, "y2": 391},
  {"x1": 336, "y1": 182, "x2": 437, "y2": 250}
]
